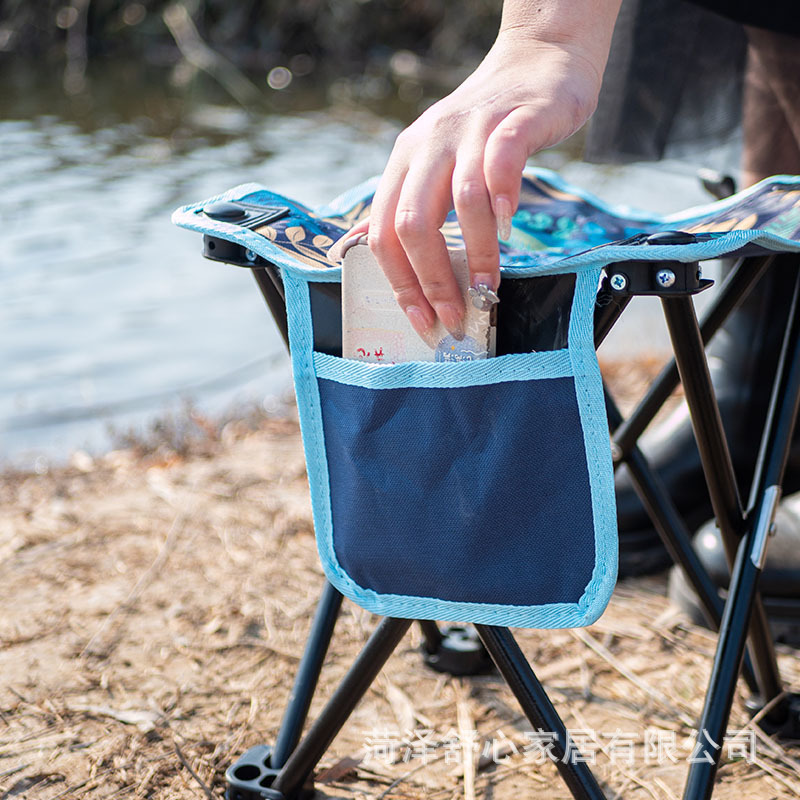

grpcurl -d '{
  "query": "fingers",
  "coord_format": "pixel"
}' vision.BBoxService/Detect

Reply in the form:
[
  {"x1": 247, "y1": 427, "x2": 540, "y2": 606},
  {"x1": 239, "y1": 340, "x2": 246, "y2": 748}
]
[
  {"x1": 394, "y1": 159, "x2": 466, "y2": 339},
  {"x1": 362, "y1": 104, "x2": 554, "y2": 345},
  {"x1": 368, "y1": 161, "x2": 439, "y2": 343},
  {"x1": 370, "y1": 143, "x2": 470, "y2": 342},
  {"x1": 484, "y1": 105, "x2": 555, "y2": 235},
  {"x1": 451, "y1": 150, "x2": 500, "y2": 292}
]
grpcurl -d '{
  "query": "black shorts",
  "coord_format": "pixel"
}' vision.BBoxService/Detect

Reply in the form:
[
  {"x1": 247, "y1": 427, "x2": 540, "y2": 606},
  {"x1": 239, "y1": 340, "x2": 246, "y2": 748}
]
[{"x1": 689, "y1": 1, "x2": 800, "y2": 35}]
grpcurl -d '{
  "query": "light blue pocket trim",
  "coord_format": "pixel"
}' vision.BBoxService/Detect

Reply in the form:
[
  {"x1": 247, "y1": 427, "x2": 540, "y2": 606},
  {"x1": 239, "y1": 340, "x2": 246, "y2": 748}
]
[
  {"x1": 285, "y1": 270, "x2": 617, "y2": 629},
  {"x1": 566, "y1": 269, "x2": 618, "y2": 624},
  {"x1": 313, "y1": 349, "x2": 573, "y2": 388}
]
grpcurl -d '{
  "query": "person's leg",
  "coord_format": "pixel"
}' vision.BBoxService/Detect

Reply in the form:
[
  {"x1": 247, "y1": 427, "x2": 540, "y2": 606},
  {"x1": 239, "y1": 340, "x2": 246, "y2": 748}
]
[
  {"x1": 616, "y1": 25, "x2": 800, "y2": 577},
  {"x1": 741, "y1": 26, "x2": 800, "y2": 186}
]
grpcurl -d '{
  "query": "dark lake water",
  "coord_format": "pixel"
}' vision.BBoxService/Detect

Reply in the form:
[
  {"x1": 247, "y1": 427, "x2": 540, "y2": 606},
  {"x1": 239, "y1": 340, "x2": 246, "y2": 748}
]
[{"x1": 1, "y1": 63, "x2": 722, "y2": 468}]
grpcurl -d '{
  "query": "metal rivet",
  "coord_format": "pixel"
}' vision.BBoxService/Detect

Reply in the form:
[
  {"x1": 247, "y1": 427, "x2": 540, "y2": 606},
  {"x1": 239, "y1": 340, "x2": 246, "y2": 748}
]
[
  {"x1": 610, "y1": 443, "x2": 622, "y2": 463},
  {"x1": 656, "y1": 269, "x2": 676, "y2": 288},
  {"x1": 610, "y1": 273, "x2": 628, "y2": 291},
  {"x1": 245, "y1": 249, "x2": 258, "y2": 263},
  {"x1": 646, "y1": 230, "x2": 697, "y2": 245},
  {"x1": 203, "y1": 201, "x2": 246, "y2": 220}
]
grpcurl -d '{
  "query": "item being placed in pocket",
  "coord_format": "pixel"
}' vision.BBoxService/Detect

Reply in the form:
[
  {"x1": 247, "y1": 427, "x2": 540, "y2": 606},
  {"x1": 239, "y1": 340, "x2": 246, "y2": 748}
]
[{"x1": 342, "y1": 241, "x2": 497, "y2": 363}]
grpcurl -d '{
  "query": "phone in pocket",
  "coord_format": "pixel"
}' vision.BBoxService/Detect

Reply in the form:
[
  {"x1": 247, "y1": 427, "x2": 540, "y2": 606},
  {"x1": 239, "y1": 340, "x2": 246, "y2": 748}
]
[{"x1": 341, "y1": 239, "x2": 496, "y2": 363}]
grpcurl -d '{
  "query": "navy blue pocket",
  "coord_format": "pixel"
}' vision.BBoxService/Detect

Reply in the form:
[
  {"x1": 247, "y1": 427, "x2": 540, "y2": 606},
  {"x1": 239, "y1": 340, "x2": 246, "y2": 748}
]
[
  {"x1": 318, "y1": 371, "x2": 596, "y2": 607},
  {"x1": 287, "y1": 271, "x2": 617, "y2": 629}
]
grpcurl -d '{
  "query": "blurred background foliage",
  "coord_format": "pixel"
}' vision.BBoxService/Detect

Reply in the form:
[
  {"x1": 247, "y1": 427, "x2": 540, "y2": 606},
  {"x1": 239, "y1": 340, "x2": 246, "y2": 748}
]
[{"x1": 1, "y1": 0, "x2": 504, "y2": 96}]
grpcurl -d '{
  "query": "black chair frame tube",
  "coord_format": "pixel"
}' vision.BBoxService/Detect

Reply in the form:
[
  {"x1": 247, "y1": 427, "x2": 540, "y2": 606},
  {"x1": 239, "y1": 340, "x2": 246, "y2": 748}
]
[
  {"x1": 270, "y1": 581, "x2": 344, "y2": 768},
  {"x1": 476, "y1": 625, "x2": 608, "y2": 800},
  {"x1": 271, "y1": 617, "x2": 413, "y2": 798},
  {"x1": 662, "y1": 291, "x2": 783, "y2": 703},
  {"x1": 604, "y1": 390, "x2": 761, "y2": 692},
  {"x1": 596, "y1": 277, "x2": 759, "y2": 691}
]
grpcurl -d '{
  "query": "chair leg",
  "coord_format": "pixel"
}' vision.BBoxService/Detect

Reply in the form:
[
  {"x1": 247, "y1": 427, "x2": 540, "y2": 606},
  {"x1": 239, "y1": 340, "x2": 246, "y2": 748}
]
[
  {"x1": 271, "y1": 581, "x2": 344, "y2": 768},
  {"x1": 598, "y1": 261, "x2": 762, "y2": 692},
  {"x1": 604, "y1": 388, "x2": 760, "y2": 693},
  {"x1": 418, "y1": 619, "x2": 443, "y2": 651},
  {"x1": 662, "y1": 293, "x2": 784, "y2": 706},
  {"x1": 475, "y1": 625, "x2": 608, "y2": 800},
  {"x1": 269, "y1": 617, "x2": 413, "y2": 799},
  {"x1": 681, "y1": 270, "x2": 800, "y2": 800}
]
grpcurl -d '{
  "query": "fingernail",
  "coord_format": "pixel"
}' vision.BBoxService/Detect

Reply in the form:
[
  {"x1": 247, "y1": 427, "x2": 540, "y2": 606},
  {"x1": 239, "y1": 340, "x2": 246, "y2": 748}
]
[
  {"x1": 471, "y1": 272, "x2": 499, "y2": 292},
  {"x1": 495, "y1": 195, "x2": 513, "y2": 241},
  {"x1": 435, "y1": 303, "x2": 465, "y2": 341},
  {"x1": 406, "y1": 305, "x2": 433, "y2": 340}
]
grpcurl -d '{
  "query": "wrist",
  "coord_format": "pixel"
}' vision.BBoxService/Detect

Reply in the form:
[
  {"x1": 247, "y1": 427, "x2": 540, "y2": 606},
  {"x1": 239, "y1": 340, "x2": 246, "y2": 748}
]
[{"x1": 497, "y1": 0, "x2": 621, "y2": 72}]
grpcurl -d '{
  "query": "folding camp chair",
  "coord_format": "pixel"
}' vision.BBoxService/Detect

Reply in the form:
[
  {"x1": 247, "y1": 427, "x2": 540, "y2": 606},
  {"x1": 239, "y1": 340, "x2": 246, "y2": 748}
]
[{"x1": 173, "y1": 169, "x2": 800, "y2": 800}]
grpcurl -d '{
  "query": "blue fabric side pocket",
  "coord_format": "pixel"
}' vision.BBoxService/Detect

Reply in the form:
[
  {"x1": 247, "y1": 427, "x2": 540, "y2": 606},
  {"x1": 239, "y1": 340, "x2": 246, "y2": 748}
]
[{"x1": 285, "y1": 268, "x2": 617, "y2": 629}]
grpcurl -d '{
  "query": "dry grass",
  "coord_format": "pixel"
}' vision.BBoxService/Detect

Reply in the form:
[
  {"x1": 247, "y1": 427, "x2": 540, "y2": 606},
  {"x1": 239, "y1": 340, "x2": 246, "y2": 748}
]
[{"x1": 2, "y1": 357, "x2": 800, "y2": 800}]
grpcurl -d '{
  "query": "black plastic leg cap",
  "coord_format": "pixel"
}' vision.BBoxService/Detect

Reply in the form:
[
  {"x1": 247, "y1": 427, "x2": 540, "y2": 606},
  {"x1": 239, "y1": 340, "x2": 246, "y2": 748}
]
[
  {"x1": 422, "y1": 625, "x2": 494, "y2": 676},
  {"x1": 225, "y1": 745, "x2": 284, "y2": 800}
]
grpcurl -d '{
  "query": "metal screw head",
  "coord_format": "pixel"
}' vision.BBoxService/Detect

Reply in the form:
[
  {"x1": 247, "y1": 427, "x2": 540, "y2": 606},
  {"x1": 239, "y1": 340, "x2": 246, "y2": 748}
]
[
  {"x1": 656, "y1": 269, "x2": 676, "y2": 288},
  {"x1": 244, "y1": 249, "x2": 258, "y2": 263},
  {"x1": 609, "y1": 273, "x2": 628, "y2": 291}
]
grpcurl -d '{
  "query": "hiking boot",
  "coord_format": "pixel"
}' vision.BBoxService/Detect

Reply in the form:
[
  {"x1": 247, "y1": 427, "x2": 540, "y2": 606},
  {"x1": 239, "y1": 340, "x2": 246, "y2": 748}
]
[{"x1": 668, "y1": 498, "x2": 800, "y2": 646}]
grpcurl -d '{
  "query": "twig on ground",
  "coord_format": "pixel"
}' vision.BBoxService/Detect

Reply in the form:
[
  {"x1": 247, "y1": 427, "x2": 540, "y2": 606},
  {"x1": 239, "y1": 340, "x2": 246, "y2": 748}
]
[
  {"x1": 652, "y1": 776, "x2": 680, "y2": 800},
  {"x1": 0, "y1": 762, "x2": 29, "y2": 780},
  {"x1": 571, "y1": 629, "x2": 695, "y2": 727},
  {"x1": 455, "y1": 680, "x2": 476, "y2": 800},
  {"x1": 174, "y1": 742, "x2": 215, "y2": 800}
]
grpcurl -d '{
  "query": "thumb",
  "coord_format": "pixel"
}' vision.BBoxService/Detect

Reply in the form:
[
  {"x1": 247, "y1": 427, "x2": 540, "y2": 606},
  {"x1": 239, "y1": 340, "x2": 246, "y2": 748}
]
[{"x1": 327, "y1": 217, "x2": 371, "y2": 263}]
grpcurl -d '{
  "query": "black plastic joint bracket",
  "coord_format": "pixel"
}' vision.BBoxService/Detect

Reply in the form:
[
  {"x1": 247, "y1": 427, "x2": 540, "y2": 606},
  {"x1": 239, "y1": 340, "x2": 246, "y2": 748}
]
[
  {"x1": 203, "y1": 234, "x2": 266, "y2": 268},
  {"x1": 200, "y1": 197, "x2": 290, "y2": 268},
  {"x1": 603, "y1": 229, "x2": 717, "y2": 297},
  {"x1": 606, "y1": 259, "x2": 711, "y2": 297}
]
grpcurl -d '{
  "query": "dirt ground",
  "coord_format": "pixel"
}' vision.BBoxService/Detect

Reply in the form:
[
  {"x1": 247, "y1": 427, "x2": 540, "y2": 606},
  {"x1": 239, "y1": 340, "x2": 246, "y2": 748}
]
[{"x1": 3, "y1": 359, "x2": 800, "y2": 800}]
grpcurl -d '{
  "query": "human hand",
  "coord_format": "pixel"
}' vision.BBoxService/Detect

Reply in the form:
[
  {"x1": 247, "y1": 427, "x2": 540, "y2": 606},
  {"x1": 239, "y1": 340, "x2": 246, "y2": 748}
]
[{"x1": 331, "y1": 22, "x2": 613, "y2": 342}]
